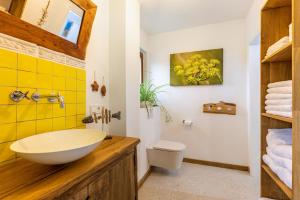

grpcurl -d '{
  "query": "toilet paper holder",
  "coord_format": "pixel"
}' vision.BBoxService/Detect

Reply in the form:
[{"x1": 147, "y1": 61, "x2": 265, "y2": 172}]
[{"x1": 182, "y1": 120, "x2": 193, "y2": 126}]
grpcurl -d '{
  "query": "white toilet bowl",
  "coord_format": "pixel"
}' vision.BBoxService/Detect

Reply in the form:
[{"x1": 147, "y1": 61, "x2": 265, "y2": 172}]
[{"x1": 147, "y1": 140, "x2": 186, "y2": 170}]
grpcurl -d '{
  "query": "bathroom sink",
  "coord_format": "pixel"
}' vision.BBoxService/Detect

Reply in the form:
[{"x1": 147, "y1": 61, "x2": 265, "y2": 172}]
[{"x1": 10, "y1": 129, "x2": 106, "y2": 165}]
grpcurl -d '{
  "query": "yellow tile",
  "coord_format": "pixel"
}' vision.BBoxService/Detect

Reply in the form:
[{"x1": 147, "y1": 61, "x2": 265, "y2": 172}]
[
  {"x1": 0, "y1": 87, "x2": 16, "y2": 105},
  {"x1": 17, "y1": 104, "x2": 36, "y2": 122},
  {"x1": 36, "y1": 119, "x2": 52, "y2": 134},
  {"x1": 53, "y1": 63, "x2": 66, "y2": 77},
  {"x1": 18, "y1": 54, "x2": 37, "y2": 72},
  {"x1": 0, "y1": 68, "x2": 17, "y2": 86},
  {"x1": 77, "y1": 104, "x2": 86, "y2": 115},
  {"x1": 16, "y1": 88, "x2": 36, "y2": 105},
  {"x1": 53, "y1": 103, "x2": 66, "y2": 117},
  {"x1": 37, "y1": 59, "x2": 53, "y2": 75},
  {"x1": 17, "y1": 121, "x2": 36, "y2": 139},
  {"x1": 66, "y1": 78, "x2": 76, "y2": 91},
  {"x1": 77, "y1": 92, "x2": 86, "y2": 103},
  {"x1": 37, "y1": 104, "x2": 53, "y2": 119},
  {"x1": 66, "y1": 104, "x2": 76, "y2": 116},
  {"x1": 76, "y1": 80, "x2": 86, "y2": 91},
  {"x1": 66, "y1": 116, "x2": 76, "y2": 129},
  {"x1": 0, "y1": 123, "x2": 16, "y2": 143},
  {"x1": 53, "y1": 117, "x2": 65, "y2": 131},
  {"x1": 66, "y1": 66, "x2": 77, "y2": 79},
  {"x1": 0, "y1": 142, "x2": 15, "y2": 162},
  {"x1": 18, "y1": 71, "x2": 37, "y2": 88},
  {"x1": 53, "y1": 76, "x2": 66, "y2": 90},
  {"x1": 77, "y1": 69, "x2": 86, "y2": 80},
  {"x1": 65, "y1": 91, "x2": 76, "y2": 104},
  {"x1": 76, "y1": 115, "x2": 85, "y2": 127},
  {"x1": 37, "y1": 74, "x2": 52, "y2": 89},
  {"x1": 0, "y1": 105, "x2": 16, "y2": 124},
  {"x1": 0, "y1": 48, "x2": 17, "y2": 69}
]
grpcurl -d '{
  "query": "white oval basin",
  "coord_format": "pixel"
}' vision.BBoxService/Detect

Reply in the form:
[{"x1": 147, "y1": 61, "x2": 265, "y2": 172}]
[{"x1": 10, "y1": 129, "x2": 106, "y2": 165}]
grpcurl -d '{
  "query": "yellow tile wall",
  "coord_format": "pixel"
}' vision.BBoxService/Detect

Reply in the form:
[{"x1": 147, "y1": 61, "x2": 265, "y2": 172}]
[{"x1": 0, "y1": 48, "x2": 86, "y2": 164}]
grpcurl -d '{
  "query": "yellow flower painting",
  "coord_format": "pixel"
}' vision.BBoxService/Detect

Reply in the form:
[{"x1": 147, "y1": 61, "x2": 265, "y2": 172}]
[{"x1": 170, "y1": 49, "x2": 223, "y2": 86}]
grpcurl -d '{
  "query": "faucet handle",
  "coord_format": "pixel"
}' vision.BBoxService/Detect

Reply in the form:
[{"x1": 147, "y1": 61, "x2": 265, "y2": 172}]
[{"x1": 10, "y1": 90, "x2": 30, "y2": 102}]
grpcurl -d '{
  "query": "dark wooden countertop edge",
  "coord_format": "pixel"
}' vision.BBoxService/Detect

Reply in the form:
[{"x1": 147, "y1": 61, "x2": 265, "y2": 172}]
[{"x1": 0, "y1": 136, "x2": 140, "y2": 200}]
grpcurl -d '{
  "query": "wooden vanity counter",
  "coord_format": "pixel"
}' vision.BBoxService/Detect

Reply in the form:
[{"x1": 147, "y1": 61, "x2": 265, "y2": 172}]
[{"x1": 0, "y1": 136, "x2": 140, "y2": 200}]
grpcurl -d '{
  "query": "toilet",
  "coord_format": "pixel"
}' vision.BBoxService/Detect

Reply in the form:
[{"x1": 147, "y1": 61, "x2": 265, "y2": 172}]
[{"x1": 147, "y1": 140, "x2": 186, "y2": 170}]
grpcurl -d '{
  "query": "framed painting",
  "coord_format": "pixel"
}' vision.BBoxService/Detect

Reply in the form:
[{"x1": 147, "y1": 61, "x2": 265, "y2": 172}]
[{"x1": 170, "y1": 48, "x2": 223, "y2": 86}]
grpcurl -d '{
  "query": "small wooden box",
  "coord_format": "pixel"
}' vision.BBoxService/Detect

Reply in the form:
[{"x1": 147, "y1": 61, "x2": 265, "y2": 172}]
[{"x1": 203, "y1": 101, "x2": 236, "y2": 115}]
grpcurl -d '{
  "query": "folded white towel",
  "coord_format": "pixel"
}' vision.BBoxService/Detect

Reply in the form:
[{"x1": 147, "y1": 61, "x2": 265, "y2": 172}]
[
  {"x1": 268, "y1": 145, "x2": 292, "y2": 160},
  {"x1": 267, "y1": 87, "x2": 292, "y2": 94},
  {"x1": 266, "y1": 93, "x2": 292, "y2": 100},
  {"x1": 266, "y1": 36, "x2": 290, "y2": 56},
  {"x1": 268, "y1": 128, "x2": 292, "y2": 134},
  {"x1": 268, "y1": 80, "x2": 292, "y2": 88},
  {"x1": 265, "y1": 99, "x2": 292, "y2": 106},
  {"x1": 267, "y1": 130, "x2": 292, "y2": 146},
  {"x1": 266, "y1": 94, "x2": 292, "y2": 100},
  {"x1": 263, "y1": 155, "x2": 292, "y2": 189},
  {"x1": 266, "y1": 110, "x2": 292, "y2": 118},
  {"x1": 267, "y1": 147, "x2": 292, "y2": 173},
  {"x1": 289, "y1": 23, "x2": 293, "y2": 42},
  {"x1": 265, "y1": 105, "x2": 292, "y2": 112}
]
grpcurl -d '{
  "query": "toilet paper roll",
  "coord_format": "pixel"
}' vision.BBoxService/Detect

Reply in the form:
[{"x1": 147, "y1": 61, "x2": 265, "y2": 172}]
[{"x1": 182, "y1": 120, "x2": 192, "y2": 126}]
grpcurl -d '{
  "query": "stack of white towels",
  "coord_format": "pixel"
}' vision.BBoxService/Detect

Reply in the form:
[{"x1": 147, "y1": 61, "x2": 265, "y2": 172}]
[
  {"x1": 265, "y1": 80, "x2": 292, "y2": 118},
  {"x1": 265, "y1": 36, "x2": 290, "y2": 58},
  {"x1": 263, "y1": 128, "x2": 292, "y2": 189}
]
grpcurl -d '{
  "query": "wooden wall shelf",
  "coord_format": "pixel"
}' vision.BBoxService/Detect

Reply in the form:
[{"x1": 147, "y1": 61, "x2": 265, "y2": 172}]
[
  {"x1": 261, "y1": 113, "x2": 293, "y2": 123},
  {"x1": 262, "y1": 42, "x2": 292, "y2": 63},
  {"x1": 262, "y1": 0, "x2": 291, "y2": 10},
  {"x1": 262, "y1": 165, "x2": 292, "y2": 199}
]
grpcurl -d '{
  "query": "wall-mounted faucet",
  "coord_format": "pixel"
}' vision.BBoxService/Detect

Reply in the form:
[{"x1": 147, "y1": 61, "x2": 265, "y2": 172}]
[
  {"x1": 31, "y1": 92, "x2": 65, "y2": 108},
  {"x1": 10, "y1": 90, "x2": 30, "y2": 102}
]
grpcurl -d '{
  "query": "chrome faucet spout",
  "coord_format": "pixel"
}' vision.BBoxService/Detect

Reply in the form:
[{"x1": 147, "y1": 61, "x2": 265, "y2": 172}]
[{"x1": 31, "y1": 92, "x2": 65, "y2": 108}]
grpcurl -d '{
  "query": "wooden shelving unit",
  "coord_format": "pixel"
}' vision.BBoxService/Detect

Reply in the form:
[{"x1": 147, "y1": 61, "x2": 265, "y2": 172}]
[
  {"x1": 262, "y1": 42, "x2": 292, "y2": 63},
  {"x1": 260, "y1": 0, "x2": 300, "y2": 199},
  {"x1": 262, "y1": 165, "x2": 293, "y2": 199},
  {"x1": 261, "y1": 113, "x2": 293, "y2": 123}
]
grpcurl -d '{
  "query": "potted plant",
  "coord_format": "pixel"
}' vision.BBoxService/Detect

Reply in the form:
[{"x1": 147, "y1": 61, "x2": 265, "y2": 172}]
[{"x1": 140, "y1": 80, "x2": 172, "y2": 122}]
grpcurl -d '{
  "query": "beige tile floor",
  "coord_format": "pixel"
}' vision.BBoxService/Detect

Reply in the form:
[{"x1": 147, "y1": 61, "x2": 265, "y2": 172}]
[{"x1": 139, "y1": 163, "x2": 259, "y2": 200}]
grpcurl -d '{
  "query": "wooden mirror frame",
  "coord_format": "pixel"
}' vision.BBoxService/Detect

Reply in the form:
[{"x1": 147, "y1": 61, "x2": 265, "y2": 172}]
[{"x1": 0, "y1": 0, "x2": 97, "y2": 60}]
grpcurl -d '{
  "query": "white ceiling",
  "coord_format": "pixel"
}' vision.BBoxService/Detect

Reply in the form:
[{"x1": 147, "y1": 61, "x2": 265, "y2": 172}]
[{"x1": 140, "y1": 0, "x2": 254, "y2": 34}]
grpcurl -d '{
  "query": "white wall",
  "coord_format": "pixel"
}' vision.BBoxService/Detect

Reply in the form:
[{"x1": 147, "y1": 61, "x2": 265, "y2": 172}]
[
  {"x1": 108, "y1": 0, "x2": 140, "y2": 137},
  {"x1": 125, "y1": 0, "x2": 141, "y2": 137},
  {"x1": 147, "y1": 20, "x2": 249, "y2": 166},
  {"x1": 246, "y1": 44, "x2": 260, "y2": 183},
  {"x1": 245, "y1": 0, "x2": 264, "y2": 190},
  {"x1": 246, "y1": 0, "x2": 263, "y2": 44},
  {"x1": 108, "y1": 0, "x2": 127, "y2": 135},
  {"x1": 138, "y1": 108, "x2": 161, "y2": 180},
  {"x1": 85, "y1": 0, "x2": 110, "y2": 132}
]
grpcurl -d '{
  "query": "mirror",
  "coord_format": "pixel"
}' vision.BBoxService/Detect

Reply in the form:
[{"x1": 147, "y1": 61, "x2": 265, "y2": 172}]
[
  {"x1": 0, "y1": 0, "x2": 84, "y2": 44},
  {"x1": 0, "y1": 0, "x2": 96, "y2": 59}
]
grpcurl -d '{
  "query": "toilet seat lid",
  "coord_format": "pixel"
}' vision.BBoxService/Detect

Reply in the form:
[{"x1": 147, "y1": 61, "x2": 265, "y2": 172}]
[{"x1": 153, "y1": 140, "x2": 186, "y2": 152}]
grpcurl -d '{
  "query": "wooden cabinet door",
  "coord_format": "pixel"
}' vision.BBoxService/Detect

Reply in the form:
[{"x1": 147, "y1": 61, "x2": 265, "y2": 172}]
[
  {"x1": 55, "y1": 186, "x2": 89, "y2": 200},
  {"x1": 109, "y1": 153, "x2": 136, "y2": 200},
  {"x1": 88, "y1": 172, "x2": 110, "y2": 200}
]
